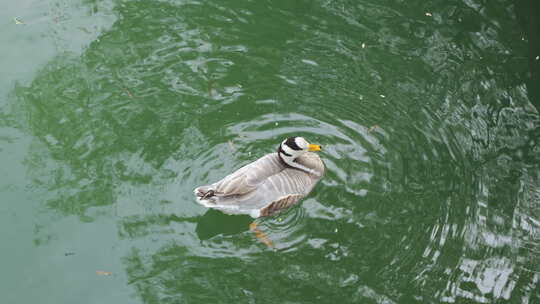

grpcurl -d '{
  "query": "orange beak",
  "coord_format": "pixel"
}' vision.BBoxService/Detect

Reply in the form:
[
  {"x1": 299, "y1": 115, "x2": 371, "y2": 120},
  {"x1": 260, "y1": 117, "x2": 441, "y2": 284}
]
[{"x1": 308, "y1": 144, "x2": 321, "y2": 152}]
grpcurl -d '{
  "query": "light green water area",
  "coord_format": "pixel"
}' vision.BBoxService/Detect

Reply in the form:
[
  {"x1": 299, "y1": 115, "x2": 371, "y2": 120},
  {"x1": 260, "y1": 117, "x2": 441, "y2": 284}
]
[{"x1": 1, "y1": 0, "x2": 539, "y2": 303}]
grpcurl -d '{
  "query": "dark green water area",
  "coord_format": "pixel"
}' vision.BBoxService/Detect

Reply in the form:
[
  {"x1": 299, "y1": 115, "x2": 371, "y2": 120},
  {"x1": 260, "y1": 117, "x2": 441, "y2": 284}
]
[{"x1": 1, "y1": 0, "x2": 539, "y2": 303}]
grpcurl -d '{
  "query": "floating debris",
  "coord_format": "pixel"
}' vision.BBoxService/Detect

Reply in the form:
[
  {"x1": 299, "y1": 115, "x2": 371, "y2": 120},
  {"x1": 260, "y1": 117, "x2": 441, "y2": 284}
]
[
  {"x1": 13, "y1": 17, "x2": 25, "y2": 25},
  {"x1": 124, "y1": 88, "x2": 133, "y2": 98},
  {"x1": 536, "y1": 56, "x2": 539, "y2": 60},
  {"x1": 361, "y1": 43, "x2": 366, "y2": 49},
  {"x1": 380, "y1": 94, "x2": 386, "y2": 98},
  {"x1": 425, "y1": 12, "x2": 432, "y2": 17},
  {"x1": 96, "y1": 271, "x2": 112, "y2": 276},
  {"x1": 64, "y1": 252, "x2": 75, "y2": 256}
]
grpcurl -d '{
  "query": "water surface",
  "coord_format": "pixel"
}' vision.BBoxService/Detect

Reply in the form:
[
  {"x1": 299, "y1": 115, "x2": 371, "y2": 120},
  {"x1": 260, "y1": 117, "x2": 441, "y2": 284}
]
[{"x1": 1, "y1": 0, "x2": 539, "y2": 303}]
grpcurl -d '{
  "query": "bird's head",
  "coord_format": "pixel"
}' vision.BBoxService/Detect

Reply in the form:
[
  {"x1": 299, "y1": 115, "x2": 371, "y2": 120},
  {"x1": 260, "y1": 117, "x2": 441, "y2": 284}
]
[{"x1": 278, "y1": 136, "x2": 321, "y2": 160}]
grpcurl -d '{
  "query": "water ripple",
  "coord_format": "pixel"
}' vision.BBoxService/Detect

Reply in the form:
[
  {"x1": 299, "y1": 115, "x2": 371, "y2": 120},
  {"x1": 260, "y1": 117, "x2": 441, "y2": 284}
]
[{"x1": 3, "y1": 0, "x2": 540, "y2": 303}]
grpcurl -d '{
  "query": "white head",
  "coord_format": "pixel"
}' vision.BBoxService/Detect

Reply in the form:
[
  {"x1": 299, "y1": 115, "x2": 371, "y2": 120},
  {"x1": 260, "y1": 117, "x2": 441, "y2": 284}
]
[{"x1": 277, "y1": 137, "x2": 321, "y2": 174}]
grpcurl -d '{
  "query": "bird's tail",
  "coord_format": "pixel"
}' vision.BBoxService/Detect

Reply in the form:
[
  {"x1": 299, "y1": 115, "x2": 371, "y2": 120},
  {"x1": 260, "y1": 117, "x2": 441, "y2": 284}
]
[{"x1": 194, "y1": 186, "x2": 216, "y2": 200}]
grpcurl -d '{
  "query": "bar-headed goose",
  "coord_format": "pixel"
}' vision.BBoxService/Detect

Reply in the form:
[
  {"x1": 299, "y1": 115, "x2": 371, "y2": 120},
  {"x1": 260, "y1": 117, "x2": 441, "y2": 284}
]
[{"x1": 194, "y1": 137, "x2": 324, "y2": 218}]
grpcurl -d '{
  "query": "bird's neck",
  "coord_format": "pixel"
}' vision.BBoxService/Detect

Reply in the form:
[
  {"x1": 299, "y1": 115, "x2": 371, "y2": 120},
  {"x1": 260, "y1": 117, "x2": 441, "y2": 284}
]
[{"x1": 278, "y1": 152, "x2": 319, "y2": 176}]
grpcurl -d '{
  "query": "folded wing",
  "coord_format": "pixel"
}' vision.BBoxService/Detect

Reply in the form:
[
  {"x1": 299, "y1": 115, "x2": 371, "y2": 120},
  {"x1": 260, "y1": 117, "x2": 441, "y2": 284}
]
[{"x1": 195, "y1": 152, "x2": 324, "y2": 217}]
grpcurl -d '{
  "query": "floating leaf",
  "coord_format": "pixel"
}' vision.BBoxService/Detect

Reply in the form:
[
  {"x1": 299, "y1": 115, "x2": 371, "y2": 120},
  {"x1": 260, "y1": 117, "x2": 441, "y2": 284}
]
[{"x1": 96, "y1": 271, "x2": 112, "y2": 276}]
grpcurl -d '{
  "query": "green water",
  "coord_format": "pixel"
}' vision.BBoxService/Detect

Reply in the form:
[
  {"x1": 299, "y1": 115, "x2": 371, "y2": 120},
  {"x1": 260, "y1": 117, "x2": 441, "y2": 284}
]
[{"x1": 1, "y1": 0, "x2": 539, "y2": 303}]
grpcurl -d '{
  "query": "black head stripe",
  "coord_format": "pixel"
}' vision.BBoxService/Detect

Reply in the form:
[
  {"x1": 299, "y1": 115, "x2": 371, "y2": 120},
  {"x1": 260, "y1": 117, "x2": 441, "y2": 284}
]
[
  {"x1": 277, "y1": 151, "x2": 291, "y2": 167},
  {"x1": 278, "y1": 146, "x2": 292, "y2": 157},
  {"x1": 285, "y1": 137, "x2": 302, "y2": 151}
]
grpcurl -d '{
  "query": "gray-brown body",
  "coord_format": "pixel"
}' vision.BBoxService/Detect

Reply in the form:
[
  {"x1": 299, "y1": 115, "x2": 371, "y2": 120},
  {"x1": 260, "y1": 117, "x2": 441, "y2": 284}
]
[{"x1": 194, "y1": 152, "x2": 325, "y2": 217}]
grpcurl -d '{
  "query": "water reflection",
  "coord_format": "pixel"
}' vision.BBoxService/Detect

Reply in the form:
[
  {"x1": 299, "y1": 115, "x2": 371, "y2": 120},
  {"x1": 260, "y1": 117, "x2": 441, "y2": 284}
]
[
  {"x1": 195, "y1": 210, "x2": 252, "y2": 241},
  {"x1": 3, "y1": 0, "x2": 540, "y2": 303}
]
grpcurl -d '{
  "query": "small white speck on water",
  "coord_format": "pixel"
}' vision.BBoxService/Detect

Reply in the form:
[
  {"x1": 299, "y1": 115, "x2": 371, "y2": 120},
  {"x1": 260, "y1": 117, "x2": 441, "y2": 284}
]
[
  {"x1": 335, "y1": 228, "x2": 338, "y2": 233},
  {"x1": 248, "y1": 151, "x2": 251, "y2": 156},
  {"x1": 361, "y1": 43, "x2": 366, "y2": 49},
  {"x1": 522, "y1": 37, "x2": 525, "y2": 41},
  {"x1": 536, "y1": 56, "x2": 539, "y2": 60},
  {"x1": 425, "y1": 12, "x2": 432, "y2": 17},
  {"x1": 275, "y1": 122, "x2": 279, "y2": 126},
  {"x1": 380, "y1": 94, "x2": 386, "y2": 98}
]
